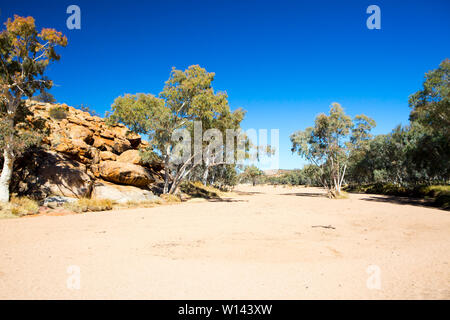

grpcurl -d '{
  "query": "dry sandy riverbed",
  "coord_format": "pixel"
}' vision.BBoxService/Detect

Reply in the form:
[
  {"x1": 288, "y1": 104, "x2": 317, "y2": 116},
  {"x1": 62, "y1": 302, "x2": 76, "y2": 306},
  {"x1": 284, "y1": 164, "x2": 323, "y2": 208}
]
[{"x1": 0, "y1": 185, "x2": 449, "y2": 299}]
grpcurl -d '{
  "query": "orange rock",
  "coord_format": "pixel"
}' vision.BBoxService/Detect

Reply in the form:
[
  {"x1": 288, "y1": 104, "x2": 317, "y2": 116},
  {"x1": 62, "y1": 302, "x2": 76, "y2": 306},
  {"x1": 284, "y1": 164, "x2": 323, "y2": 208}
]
[
  {"x1": 98, "y1": 161, "x2": 154, "y2": 188},
  {"x1": 100, "y1": 151, "x2": 117, "y2": 161},
  {"x1": 117, "y1": 149, "x2": 142, "y2": 165}
]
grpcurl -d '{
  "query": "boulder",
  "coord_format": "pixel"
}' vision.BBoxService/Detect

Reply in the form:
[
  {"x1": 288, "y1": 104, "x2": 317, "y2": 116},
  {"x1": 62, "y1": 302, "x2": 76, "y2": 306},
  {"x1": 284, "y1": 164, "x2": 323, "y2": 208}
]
[
  {"x1": 112, "y1": 138, "x2": 132, "y2": 154},
  {"x1": 117, "y1": 149, "x2": 142, "y2": 165},
  {"x1": 100, "y1": 151, "x2": 117, "y2": 161},
  {"x1": 98, "y1": 160, "x2": 154, "y2": 188},
  {"x1": 92, "y1": 136, "x2": 115, "y2": 151},
  {"x1": 91, "y1": 180, "x2": 159, "y2": 203},
  {"x1": 67, "y1": 124, "x2": 94, "y2": 144},
  {"x1": 43, "y1": 196, "x2": 78, "y2": 208}
]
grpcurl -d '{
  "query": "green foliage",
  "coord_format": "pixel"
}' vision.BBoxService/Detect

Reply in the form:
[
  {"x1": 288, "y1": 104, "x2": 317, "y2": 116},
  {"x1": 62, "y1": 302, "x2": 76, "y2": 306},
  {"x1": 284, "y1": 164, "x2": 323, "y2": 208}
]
[
  {"x1": 346, "y1": 60, "x2": 450, "y2": 187},
  {"x1": 31, "y1": 90, "x2": 56, "y2": 103},
  {"x1": 78, "y1": 104, "x2": 99, "y2": 117},
  {"x1": 0, "y1": 15, "x2": 66, "y2": 202},
  {"x1": 49, "y1": 105, "x2": 68, "y2": 120},
  {"x1": 0, "y1": 15, "x2": 67, "y2": 98},
  {"x1": 240, "y1": 165, "x2": 264, "y2": 186},
  {"x1": 409, "y1": 59, "x2": 449, "y2": 132},
  {"x1": 108, "y1": 65, "x2": 245, "y2": 194},
  {"x1": 265, "y1": 165, "x2": 322, "y2": 187},
  {"x1": 291, "y1": 103, "x2": 375, "y2": 195}
]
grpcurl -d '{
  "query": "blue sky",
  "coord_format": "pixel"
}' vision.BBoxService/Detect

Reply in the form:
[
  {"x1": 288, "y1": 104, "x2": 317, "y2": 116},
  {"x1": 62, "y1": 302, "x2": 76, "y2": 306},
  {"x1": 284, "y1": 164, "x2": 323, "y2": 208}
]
[{"x1": 1, "y1": 0, "x2": 449, "y2": 169}]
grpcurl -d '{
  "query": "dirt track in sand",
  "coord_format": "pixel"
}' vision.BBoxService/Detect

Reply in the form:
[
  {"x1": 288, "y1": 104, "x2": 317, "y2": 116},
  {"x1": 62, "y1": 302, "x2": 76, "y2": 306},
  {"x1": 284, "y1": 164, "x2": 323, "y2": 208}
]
[{"x1": 0, "y1": 185, "x2": 449, "y2": 299}]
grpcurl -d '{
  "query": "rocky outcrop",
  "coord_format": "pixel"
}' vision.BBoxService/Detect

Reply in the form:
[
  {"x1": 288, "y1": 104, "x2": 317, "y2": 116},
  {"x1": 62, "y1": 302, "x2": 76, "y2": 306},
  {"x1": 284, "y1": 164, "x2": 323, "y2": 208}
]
[{"x1": 12, "y1": 101, "x2": 164, "y2": 201}]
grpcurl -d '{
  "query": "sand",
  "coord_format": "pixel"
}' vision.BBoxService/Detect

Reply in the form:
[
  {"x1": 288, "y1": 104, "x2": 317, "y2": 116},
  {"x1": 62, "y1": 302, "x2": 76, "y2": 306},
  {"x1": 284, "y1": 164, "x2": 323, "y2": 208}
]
[{"x1": 0, "y1": 185, "x2": 449, "y2": 299}]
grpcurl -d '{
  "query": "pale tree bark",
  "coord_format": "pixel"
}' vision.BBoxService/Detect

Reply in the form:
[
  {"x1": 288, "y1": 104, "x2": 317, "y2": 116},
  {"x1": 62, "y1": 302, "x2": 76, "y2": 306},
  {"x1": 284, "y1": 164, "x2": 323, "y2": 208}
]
[
  {"x1": 0, "y1": 99, "x2": 18, "y2": 202},
  {"x1": 163, "y1": 154, "x2": 170, "y2": 194},
  {"x1": 169, "y1": 152, "x2": 201, "y2": 194},
  {"x1": 0, "y1": 146, "x2": 14, "y2": 202},
  {"x1": 202, "y1": 165, "x2": 209, "y2": 186}
]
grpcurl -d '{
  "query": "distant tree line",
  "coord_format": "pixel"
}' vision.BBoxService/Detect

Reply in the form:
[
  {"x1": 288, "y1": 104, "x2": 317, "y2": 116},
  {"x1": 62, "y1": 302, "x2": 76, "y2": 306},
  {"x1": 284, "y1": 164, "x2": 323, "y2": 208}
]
[{"x1": 283, "y1": 59, "x2": 449, "y2": 197}]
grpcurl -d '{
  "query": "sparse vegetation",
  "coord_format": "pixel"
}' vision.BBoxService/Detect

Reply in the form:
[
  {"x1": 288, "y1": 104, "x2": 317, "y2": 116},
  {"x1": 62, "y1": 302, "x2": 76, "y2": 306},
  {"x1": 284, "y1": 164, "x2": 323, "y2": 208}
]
[
  {"x1": 31, "y1": 91, "x2": 56, "y2": 103},
  {"x1": 0, "y1": 196, "x2": 39, "y2": 218},
  {"x1": 78, "y1": 104, "x2": 99, "y2": 117},
  {"x1": 49, "y1": 105, "x2": 68, "y2": 120},
  {"x1": 160, "y1": 194, "x2": 181, "y2": 203},
  {"x1": 239, "y1": 165, "x2": 265, "y2": 186},
  {"x1": 118, "y1": 199, "x2": 163, "y2": 208},
  {"x1": 64, "y1": 198, "x2": 114, "y2": 213}
]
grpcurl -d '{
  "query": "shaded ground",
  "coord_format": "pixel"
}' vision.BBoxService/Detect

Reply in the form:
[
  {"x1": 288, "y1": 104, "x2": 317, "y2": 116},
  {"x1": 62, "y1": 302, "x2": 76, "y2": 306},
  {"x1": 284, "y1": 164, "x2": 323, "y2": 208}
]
[{"x1": 0, "y1": 185, "x2": 449, "y2": 299}]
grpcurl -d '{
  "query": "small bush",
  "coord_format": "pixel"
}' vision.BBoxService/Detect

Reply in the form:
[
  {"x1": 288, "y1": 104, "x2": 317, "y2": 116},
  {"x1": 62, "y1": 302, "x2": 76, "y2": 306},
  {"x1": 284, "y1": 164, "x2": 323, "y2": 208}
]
[
  {"x1": 0, "y1": 196, "x2": 40, "y2": 217},
  {"x1": 0, "y1": 203, "x2": 17, "y2": 219},
  {"x1": 160, "y1": 194, "x2": 181, "y2": 203},
  {"x1": 64, "y1": 198, "x2": 114, "y2": 213},
  {"x1": 120, "y1": 199, "x2": 163, "y2": 208},
  {"x1": 78, "y1": 104, "x2": 99, "y2": 117},
  {"x1": 334, "y1": 191, "x2": 349, "y2": 199},
  {"x1": 49, "y1": 105, "x2": 68, "y2": 120}
]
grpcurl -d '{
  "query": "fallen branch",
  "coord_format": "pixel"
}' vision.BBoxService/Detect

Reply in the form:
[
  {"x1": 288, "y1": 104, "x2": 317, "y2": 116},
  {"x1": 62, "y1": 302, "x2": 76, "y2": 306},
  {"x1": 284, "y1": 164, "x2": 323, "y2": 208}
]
[{"x1": 311, "y1": 225, "x2": 336, "y2": 230}]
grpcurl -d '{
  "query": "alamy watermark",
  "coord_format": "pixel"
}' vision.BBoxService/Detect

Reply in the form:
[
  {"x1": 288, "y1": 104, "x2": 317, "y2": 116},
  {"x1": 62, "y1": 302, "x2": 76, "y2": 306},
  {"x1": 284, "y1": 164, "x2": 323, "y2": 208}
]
[
  {"x1": 170, "y1": 123, "x2": 279, "y2": 170},
  {"x1": 66, "y1": 5, "x2": 81, "y2": 30},
  {"x1": 366, "y1": 5, "x2": 381, "y2": 30},
  {"x1": 66, "y1": 265, "x2": 81, "y2": 290},
  {"x1": 366, "y1": 264, "x2": 381, "y2": 290}
]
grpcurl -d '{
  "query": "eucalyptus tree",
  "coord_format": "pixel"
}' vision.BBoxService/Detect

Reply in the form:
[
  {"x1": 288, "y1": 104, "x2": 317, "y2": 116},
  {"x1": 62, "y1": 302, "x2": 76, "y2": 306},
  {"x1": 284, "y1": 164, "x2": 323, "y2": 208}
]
[
  {"x1": 290, "y1": 103, "x2": 375, "y2": 196},
  {"x1": 108, "y1": 65, "x2": 244, "y2": 194},
  {"x1": 0, "y1": 15, "x2": 67, "y2": 202}
]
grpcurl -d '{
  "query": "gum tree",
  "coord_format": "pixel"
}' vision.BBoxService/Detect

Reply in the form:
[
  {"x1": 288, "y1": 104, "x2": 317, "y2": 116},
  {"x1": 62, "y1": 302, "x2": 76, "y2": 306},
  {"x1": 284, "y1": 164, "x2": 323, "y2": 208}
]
[
  {"x1": 108, "y1": 65, "x2": 242, "y2": 194},
  {"x1": 0, "y1": 15, "x2": 67, "y2": 202},
  {"x1": 290, "y1": 103, "x2": 375, "y2": 197}
]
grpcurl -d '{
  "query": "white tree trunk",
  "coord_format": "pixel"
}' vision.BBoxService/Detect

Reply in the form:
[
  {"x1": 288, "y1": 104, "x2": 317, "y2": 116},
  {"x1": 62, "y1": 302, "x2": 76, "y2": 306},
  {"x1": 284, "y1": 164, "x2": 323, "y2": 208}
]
[
  {"x1": 163, "y1": 155, "x2": 170, "y2": 194},
  {"x1": 0, "y1": 147, "x2": 14, "y2": 202},
  {"x1": 202, "y1": 166, "x2": 209, "y2": 186}
]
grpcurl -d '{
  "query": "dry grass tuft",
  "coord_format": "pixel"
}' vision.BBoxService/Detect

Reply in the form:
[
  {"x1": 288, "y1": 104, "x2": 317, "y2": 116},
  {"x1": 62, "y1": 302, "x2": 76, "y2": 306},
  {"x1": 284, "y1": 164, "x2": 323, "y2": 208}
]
[
  {"x1": 64, "y1": 198, "x2": 114, "y2": 213},
  {"x1": 0, "y1": 196, "x2": 39, "y2": 218},
  {"x1": 118, "y1": 199, "x2": 163, "y2": 208},
  {"x1": 160, "y1": 194, "x2": 181, "y2": 203}
]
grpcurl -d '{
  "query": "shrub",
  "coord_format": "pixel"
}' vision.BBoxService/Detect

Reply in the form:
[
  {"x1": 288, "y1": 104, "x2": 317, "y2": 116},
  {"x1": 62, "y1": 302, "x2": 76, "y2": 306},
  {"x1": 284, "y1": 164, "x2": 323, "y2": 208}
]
[
  {"x1": 49, "y1": 105, "x2": 68, "y2": 120},
  {"x1": 334, "y1": 191, "x2": 349, "y2": 199},
  {"x1": 120, "y1": 199, "x2": 163, "y2": 208},
  {"x1": 0, "y1": 196, "x2": 40, "y2": 217},
  {"x1": 78, "y1": 104, "x2": 99, "y2": 117},
  {"x1": 160, "y1": 194, "x2": 181, "y2": 203},
  {"x1": 64, "y1": 198, "x2": 114, "y2": 213}
]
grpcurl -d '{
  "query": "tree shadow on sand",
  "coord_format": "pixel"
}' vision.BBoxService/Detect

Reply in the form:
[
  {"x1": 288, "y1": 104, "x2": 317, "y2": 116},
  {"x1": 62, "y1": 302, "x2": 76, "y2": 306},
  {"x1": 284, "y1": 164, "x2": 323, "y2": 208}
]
[
  {"x1": 206, "y1": 198, "x2": 248, "y2": 203},
  {"x1": 233, "y1": 191, "x2": 263, "y2": 195},
  {"x1": 278, "y1": 192, "x2": 328, "y2": 198},
  {"x1": 360, "y1": 195, "x2": 448, "y2": 211}
]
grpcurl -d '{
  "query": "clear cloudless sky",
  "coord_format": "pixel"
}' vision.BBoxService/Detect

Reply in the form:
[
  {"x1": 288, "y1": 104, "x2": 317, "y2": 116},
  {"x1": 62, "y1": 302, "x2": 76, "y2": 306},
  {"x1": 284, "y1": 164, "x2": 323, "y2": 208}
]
[{"x1": 1, "y1": 0, "x2": 449, "y2": 169}]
